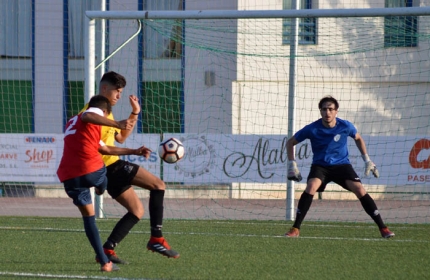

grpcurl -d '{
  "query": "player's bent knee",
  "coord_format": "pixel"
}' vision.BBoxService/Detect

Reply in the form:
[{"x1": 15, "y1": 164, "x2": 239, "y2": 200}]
[
  {"x1": 133, "y1": 208, "x2": 144, "y2": 219},
  {"x1": 305, "y1": 185, "x2": 319, "y2": 195},
  {"x1": 153, "y1": 179, "x2": 166, "y2": 191},
  {"x1": 128, "y1": 202, "x2": 144, "y2": 219},
  {"x1": 349, "y1": 185, "x2": 366, "y2": 198}
]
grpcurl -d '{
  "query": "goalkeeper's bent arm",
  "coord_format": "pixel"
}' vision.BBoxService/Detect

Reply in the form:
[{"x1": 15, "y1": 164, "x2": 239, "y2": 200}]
[
  {"x1": 354, "y1": 133, "x2": 379, "y2": 178},
  {"x1": 286, "y1": 136, "x2": 303, "y2": 182},
  {"x1": 287, "y1": 137, "x2": 300, "y2": 161}
]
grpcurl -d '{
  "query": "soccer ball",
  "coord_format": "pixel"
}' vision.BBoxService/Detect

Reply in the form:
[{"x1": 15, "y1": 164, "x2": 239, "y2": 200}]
[{"x1": 158, "y1": 137, "x2": 185, "y2": 164}]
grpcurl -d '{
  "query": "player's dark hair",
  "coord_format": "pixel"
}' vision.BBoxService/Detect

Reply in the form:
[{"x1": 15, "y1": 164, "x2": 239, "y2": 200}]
[
  {"x1": 100, "y1": 71, "x2": 126, "y2": 89},
  {"x1": 88, "y1": 95, "x2": 112, "y2": 114},
  {"x1": 318, "y1": 95, "x2": 339, "y2": 110}
]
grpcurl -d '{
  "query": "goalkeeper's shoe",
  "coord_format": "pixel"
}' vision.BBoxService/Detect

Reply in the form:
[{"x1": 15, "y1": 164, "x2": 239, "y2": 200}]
[
  {"x1": 100, "y1": 261, "x2": 120, "y2": 272},
  {"x1": 380, "y1": 227, "x2": 395, "y2": 238},
  {"x1": 285, "y1": 227, "x2": 300, "y2": 237},
  {"x1": 147, "y1": 237, "x2": 180, "y2": 259},
  {"x1": 96, "y1": 248, "x2": 129, "y2": 265}
]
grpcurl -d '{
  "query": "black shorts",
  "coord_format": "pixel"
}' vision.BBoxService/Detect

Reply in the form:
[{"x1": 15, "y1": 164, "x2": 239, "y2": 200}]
[
  {"x1": 106, "y1": 160, "x2": 139, "y2": 199},
  {"x1": 308, "y1": 164, "x2": 361, "y2": 192}
]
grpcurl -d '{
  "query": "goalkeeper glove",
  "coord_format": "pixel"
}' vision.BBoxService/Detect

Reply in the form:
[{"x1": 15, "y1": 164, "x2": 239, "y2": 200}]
[
  {"x1": 362, "y1": 154, "x2": 379, "y2": 178},
  {"x1": 287, "y1": 160, "x2": 302, "y2": 182}
]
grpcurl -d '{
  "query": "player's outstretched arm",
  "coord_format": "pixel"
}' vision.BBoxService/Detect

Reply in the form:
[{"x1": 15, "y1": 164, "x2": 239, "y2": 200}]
[
  {"x1": 99, "y1": 145, "x2": 152, "y2": 158},
  {"x1": 81, "y1": 112, "x2": 136, "y2": 130},
  {"x1": 354, "y1": 133, "x2": 379, "y2": 178}
]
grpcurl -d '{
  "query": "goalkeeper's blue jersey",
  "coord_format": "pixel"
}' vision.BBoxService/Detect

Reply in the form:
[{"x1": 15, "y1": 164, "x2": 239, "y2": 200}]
[{"x1": 294, "y1": 118, "x2": 357, "y2": 166}]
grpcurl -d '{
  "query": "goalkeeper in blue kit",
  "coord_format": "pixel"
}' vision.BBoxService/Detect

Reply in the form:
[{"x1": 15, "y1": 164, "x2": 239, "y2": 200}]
[{"x1": 285, "y1": 96, "x2": 395, "y2": 238}]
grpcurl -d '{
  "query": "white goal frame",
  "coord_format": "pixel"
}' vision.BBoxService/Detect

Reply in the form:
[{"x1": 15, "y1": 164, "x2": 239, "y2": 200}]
[{"x1": 85, "y1": 7, "x2": 430, "y2": 219}]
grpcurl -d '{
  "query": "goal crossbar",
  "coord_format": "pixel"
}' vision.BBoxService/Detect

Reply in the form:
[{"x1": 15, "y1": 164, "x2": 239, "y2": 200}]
[{"x1": 86, "y1": 7, "x2": 430, "y2": 20}]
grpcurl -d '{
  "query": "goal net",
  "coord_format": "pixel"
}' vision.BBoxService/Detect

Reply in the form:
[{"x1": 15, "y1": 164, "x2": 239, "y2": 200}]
[{"x1": 1, "y1": 4, "x2": 430, "y2": 224}]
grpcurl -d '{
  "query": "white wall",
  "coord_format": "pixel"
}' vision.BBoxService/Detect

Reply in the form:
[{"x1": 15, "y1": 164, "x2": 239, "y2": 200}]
[
  {"x1": 34, "y1": 0, "x2": 64, "y2": 133},
  {"x1": 183, "y1": 1, "x2": 238, "y2": 133}
]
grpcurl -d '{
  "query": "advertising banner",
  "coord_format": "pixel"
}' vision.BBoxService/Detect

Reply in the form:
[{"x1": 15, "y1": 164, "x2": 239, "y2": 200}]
[
  {"x1": 0, "y1": 134, "x2": 61, "y2": 182},
  {"x1": 163, "y1": 134, "x2": 430, "y2": 185},
  {"x1": 0, "y1": 134, "x2": 161, "y2": 183},
  {"x1": 0, "y1": 133, "x2": 428, "y2": 185}
]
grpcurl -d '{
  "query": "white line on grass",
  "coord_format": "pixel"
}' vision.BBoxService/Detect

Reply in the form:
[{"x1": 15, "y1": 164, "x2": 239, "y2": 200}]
[
  {"x1": 0, "y1": 226, "x2": 83, "y2": 232},
  {"x1": 0, "y1": 271, "x2": 148, "y2": 280},
  {"x1": 1, "y1": 224, "x2": 428, "y2": 243},
  {"x1": 177, "y1": 220, "x2": 430, "y2": 230},
  {"x1": 172, "y1": 231, "x2": 430, "y2": 243},
  {"x1": 0, "y1": 223, "x2": 424, "y2": 232}
]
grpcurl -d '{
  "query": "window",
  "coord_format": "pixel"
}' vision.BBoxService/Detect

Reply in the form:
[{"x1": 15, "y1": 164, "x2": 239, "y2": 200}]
[
  {"x1": 0, "y1": 1, "x2": 33, "y2": 133},
  {"x1": 68, "y1": 0, "x2": 101, "y2": 57},
  {"x1": 385, "y1": 0, "x2": 417, "y2": 47},
  {"x1": 0, "y1": 0, "x2": 32, "y2": 57},
  {"x1": 282, "y1": 0, "x2": 316, "y2": 45},
  {"x1": 0, "y1": 1, "x2": 103, "y2": 58},
  {"x1": 143, "y1": 0, "x2": 183, "y2": 58}
]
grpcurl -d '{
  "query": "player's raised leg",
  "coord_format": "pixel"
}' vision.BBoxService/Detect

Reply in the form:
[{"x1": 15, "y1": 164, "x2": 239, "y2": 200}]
[{"x1": 131, "y1": 167, "x2": 180, "y2": 258}]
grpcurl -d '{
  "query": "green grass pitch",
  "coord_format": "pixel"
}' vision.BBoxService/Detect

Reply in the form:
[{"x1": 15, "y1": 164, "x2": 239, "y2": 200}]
[{"x1": 0, "y1": 217, "x2": 429, "y2": 279}]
